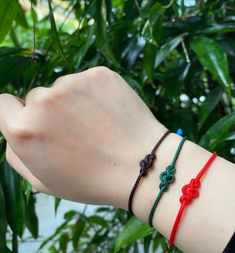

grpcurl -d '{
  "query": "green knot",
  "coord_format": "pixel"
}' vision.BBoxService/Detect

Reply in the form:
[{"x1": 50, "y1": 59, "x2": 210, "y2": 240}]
[{"x1": 159, "y1": 165, "x2": 176, "y2": 192}]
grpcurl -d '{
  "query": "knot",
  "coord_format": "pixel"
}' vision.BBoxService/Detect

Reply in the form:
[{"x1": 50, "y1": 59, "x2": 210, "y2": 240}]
[
  {"x1": 139, "y1": 153, "x2": 156, "y2": 176},
  {"x1": 159, "y1": 165, "x2": 176, "y2": 192},
  {"x1": 180, "y1": 178, "x2": 201, "y2": 205}
]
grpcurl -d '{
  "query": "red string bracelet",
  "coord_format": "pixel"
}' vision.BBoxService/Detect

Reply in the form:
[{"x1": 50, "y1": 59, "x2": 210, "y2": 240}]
[{"x1": 169, "y1": 151, "x2": 217, "y2": 246}]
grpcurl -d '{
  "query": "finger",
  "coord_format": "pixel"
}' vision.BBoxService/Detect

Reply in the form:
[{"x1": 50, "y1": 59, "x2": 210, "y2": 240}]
[
  {"x1": 0, "y1": 93, "x2": 25, "y2": 142},
  {"x1": 6, "y1": 143, "x2": 49, "y2": 193}
]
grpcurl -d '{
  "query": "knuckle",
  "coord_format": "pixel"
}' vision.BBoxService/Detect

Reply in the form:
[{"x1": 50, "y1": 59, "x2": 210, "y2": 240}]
[
  {"x1": 92, "y1": 66, "x2": 112, "y2": 77},
  {"x1": 25, "y1": 87, "x2": 54, "y2": 106},
  {"x1": 88, "y1": 66, "x2": 114, "y2": 86},
  {"x1": 6, "y1": 120, "x2": 35, "y2": 141},
  {"x1": 53, "y1": 76, "x2": 68, "y2": 86}
]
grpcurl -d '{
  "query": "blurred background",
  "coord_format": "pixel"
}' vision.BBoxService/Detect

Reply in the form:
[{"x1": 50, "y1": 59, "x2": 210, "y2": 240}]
[{"x1": 0, "y1": 0, "x2": 234, "y2": 252}]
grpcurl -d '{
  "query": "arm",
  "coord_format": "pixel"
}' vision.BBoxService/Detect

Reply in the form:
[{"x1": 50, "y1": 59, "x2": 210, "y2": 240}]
[{"x1": 0, "y1": 66, "x2": 234, "y2": 253}]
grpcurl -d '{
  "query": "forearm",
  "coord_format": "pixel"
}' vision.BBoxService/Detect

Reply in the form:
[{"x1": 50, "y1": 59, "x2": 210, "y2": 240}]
[{"x1": 121, "y1": 121, "x2": 235, "y2": 253}]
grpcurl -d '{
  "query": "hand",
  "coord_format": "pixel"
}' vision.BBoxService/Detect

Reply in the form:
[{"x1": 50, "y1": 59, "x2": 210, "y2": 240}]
[{"x1": 0, "y1": 67, "x2": 167, "y2": 208}]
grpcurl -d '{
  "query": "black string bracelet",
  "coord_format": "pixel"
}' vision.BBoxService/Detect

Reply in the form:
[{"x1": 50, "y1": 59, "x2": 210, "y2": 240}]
[{"x1": 128, "y1": 130, "x2": 171, "y2": 215}]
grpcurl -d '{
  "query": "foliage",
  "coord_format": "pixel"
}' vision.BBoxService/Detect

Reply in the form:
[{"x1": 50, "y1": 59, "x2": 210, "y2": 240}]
[{"x1": 0, "y1": 0, "x2": 234, "y2": 252}]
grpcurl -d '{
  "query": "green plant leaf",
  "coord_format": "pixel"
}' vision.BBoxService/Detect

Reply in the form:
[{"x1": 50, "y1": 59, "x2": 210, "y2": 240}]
[
  {"x1": 203, "y1": 23, "x2": 235, "y2": 34},
  {"x1": 88, "y1": 215, "x2": 108, "y2": 228},
  {"x1": 0, "y1": 159, "x2": 25, "y2": 237},
  {"x1": 59, "y1": 233, "x2": 69, "y2": 253},
  {"x1": 72, "y1": 219, "x2": 85, "y2": 250},
  {"x1": 25, "y1": 194, "x2": 38, "y2": 239},
  {"x1": 154, "y1": 36, "x2": 182, "y2": 68},
  {"x1": 191, "y1": 36, "x2": 233, "y2": 93},
  {"x1": 22, "y1": 179, "x2": 32, "y2": 205},
  {"x1": 114, "y1": 217, "x2": 154, "y2": 252},
  {"x1": 148, "y1": 2, "x2": 164, "y2": 43},
  {"x1": 199, "y1": 112, "x2": 235, "y2": 150},
  {"x1": 0, "y1": 0, "x2": 18, "y2": 43},
  {"x1": 144, "y1": 43, "x2": 157, "y2": 82},
  {"x1": 199, "y1": 87, "x2": 223, "y2": 125},
  {"x1": 47, "y1": 0, "x2": 66, "y2": 62},
  {"x1": 0, "y1": 181, "x2": 6, "y2": 253},
  {"x1": 54, "y1": 197, "x2": 61, "y2": 215}
]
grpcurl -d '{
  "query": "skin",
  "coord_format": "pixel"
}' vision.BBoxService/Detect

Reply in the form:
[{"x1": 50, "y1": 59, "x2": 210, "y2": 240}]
[{"x1": 0, "y1": 66, "x2": 234, "y2": 252}]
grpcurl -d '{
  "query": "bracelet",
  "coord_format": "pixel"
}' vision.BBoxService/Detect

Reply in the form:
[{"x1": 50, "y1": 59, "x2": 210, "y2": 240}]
[
  {"x1": 128, "y1": 130, "x2": 171, "y2": 215},
  {"x1": 148, "y1": 137, "x2": 186, "y2": 226},
  {"x1": 169, "y1": 151, "x2": 217, "y2": 246}
]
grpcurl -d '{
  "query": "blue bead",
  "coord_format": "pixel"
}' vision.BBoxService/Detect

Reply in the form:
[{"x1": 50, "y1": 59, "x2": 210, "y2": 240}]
[{"x1": 176, "y1": 128, "x2": 183, "y2": 136}]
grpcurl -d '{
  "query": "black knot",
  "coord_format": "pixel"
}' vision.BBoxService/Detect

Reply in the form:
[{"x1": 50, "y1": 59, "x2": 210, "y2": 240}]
[{"x1": 139, "y1": 153, "x2": 156, "y2": 176}]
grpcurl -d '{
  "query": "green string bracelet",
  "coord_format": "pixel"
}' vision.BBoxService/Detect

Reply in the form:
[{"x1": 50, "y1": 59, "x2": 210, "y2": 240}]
[{"x1": 148, "y1": 137, "x2": 186, "y2": 227}]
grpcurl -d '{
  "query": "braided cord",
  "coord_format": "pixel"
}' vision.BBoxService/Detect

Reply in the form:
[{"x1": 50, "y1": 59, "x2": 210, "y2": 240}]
[
  {"x1": 169, "y1": 152, "x2": 217, "y2": 246},
  {"x1": 128, "y1": 130, "x2": 171, "y2": 215},
  {"x1": 148, "y1": 137, "x2": 186, "y2": 227}
]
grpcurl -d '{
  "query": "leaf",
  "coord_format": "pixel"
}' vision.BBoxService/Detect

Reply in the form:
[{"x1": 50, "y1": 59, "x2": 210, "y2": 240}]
[
  {"x1": 72, "y1": 219, "x2": 85, "y2": 250},
  {"x1": 25, "y1": 194, "x2": 38, "y2": 239},
  {"x1": 199, "y1": 112, "x2": 235, "y2": 150},
  {"x1": 144, "y1": 43, "x2": 157, "y2": 82},
  {"x1": 15, "y1": 3, "x2": 29, "y2": 28},
  {"x1": 203, "y1": 23, "x2": 235, "y2": 34},
  {"x1": 199, "y1": 87, "x2": 223, "y2": 125},
  {"x1": 114, "y1": 217, "x2": 154, "y2": 252},
  {"x1": 22, "y1": 179, "x2": 32, "y2": 205},
  {"x1": 0, "y1": 159, "x2": 25, "y2": 237},
  {"x1": 154, "y1": 36, "x2": 182, "y2": 68},
  {"x1": 94, "y1": 0, "x2": 121, "y2": 69},
  {"x1": 54, "y1": 197, "x2": 61, "y2": 215},
  {"x1": 88, "y1": 215, "x2": 108, "y2": 228},
  {"x1": 59, "y1": 233, "x2": 69, "y2": 253},
  {"x1": 0, "y1": 181, "x2": 6, "y2": 253},
  {"x1": 148, "y1": 2, "x2": 165, "y2": 43},
  {"x1": 143, "y1": 234, "x2": 152, "y2": 253},
  {"x1": 0, "y1": 0, "x2": 18, "y2": 43},
  {"x1": 47, "y1": 0, "x2": 66, "y2": 62},
  {"x1": 191, "y1": 36, "x2": 233, "y2": 93}
]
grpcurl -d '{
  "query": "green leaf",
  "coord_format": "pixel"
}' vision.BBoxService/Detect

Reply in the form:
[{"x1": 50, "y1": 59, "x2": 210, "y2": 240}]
[
  {"x1": 0, "y1": 0, "x2": 18, "y2": 43},
  {"x1": 15, "y1": 3, "x2": 29, "y2": 28},
  {"x1": 0, "y1": 159, "x2": 25, "y2": 237},
  {"x1": 143, "y1": 234, "x2": 152, "y2": 253},
  {"x1": 22, "y1": 179, "x2": 32, "y2": 205},
  {"x1": 114, "y1": 217, "x2": 154, "y2": 252},
  {"x1": 191, "y1": 36, "x2": 233, "y2": 93},
  {"x1": 88, "y1": 215, "x2": 108, "y2": 228},
  {"x1": 94, "y1": 0, "x2": 121, "y2": 69},
  {"x1": 154, "y1": 36, "x2": 182, "y2": 68},
  {"x1": 25, "y1": 194, "x2": 38, "y2": 239},
  {"x1": 203, "y1": 23, "x2": 235, "y2": 34},
  {"x1": 54, "y1": 197, "x2": 61, "y2": 215},
  {"x1": 199, "y1": 112, "x2": 235, "y2": 150},
  {"x1": 148, "y1": 2, "x2": 165, "y2": 43},
  {"x1": 47, "y1": 0, "x2": 66, "y2": 62},
  {"x1": 72, "y1": 219, "x2": 85, "y2": 250},
  {"x1": 144, "y1": 43, "x2": 157, "y2": 82},
  {"x1": 0, "y1": 181, "x2": 6, "y2": 253},
  {"x1": 199, "y1": 87, "x2": 223, "y2": 125},
  {"x1": 59, "y1": 233, "x2": 69, "y2": 253}
]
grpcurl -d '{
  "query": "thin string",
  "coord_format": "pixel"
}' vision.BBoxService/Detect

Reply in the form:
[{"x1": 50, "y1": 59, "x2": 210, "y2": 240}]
[
  {"x1": 128, "y1": 130, "x2": 171, "y2": 215},
  {"x1": 148, "y1": 137, "x2": 186, "y2": 227},
  {"x1": 169, "y1": 152, "x2": 217, "y2": 246}
]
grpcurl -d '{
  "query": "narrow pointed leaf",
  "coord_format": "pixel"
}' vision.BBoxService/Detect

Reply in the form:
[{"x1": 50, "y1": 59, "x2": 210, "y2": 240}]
[
  {"x1": 0, "y1": 0, "x2": 18, "y2": 43},
  {"x1": 191, "y1": 36, "x2": 232, "y2": 93}
]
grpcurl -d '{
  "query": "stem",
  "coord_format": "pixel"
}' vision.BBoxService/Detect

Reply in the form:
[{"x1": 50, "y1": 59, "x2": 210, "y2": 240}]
[{"x1": 12, "y1": 232, "x2": 18, "y2": 253}]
